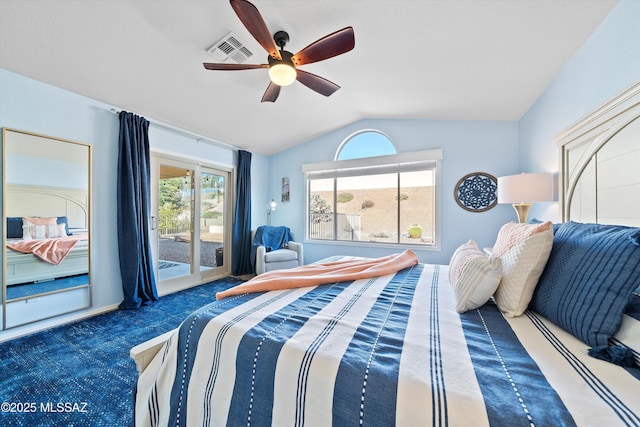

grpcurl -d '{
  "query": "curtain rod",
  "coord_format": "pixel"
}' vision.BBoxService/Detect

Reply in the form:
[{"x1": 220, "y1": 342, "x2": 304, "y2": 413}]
[{"x1": 109, "y1": 107, "x2": 239, "y2": 152}]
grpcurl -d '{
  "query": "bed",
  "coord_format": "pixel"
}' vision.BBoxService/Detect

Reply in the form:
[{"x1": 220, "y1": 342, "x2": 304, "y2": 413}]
[
  {"x1": 4, "y1": 184, "x2": 89, "y2": 286},
  {"x1": 132, "y1": 82, "x2": 640, "y2": 426},
  {"x1": 5, "y1": 234, "x2": 88, "y2": 286}
]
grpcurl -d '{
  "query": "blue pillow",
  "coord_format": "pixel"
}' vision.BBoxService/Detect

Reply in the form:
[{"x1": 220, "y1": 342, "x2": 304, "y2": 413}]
[
  {"x1": 6, "y1": 217, "x2": 23, "y2": 238},
  {"x1": 530, "y1": 221, "x2": 640, "y2": 352},
  {"x1": 624, "y1": 294, "x2": 640, "y2": 321},
  {"x1": 56, "y1": 216, "x2": 72, "y2": 236}
]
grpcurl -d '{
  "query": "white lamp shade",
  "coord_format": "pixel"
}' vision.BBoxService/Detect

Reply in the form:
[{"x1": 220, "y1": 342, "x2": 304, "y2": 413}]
[
  {"x1": 497, "y1": 173, "x2": 553, "y2": 204},
  {"x1": 268, "y1": 64, "x2": 297, "y2": 86}
]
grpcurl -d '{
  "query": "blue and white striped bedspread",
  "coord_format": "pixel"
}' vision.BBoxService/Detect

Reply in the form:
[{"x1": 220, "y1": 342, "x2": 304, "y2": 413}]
[{"x1": 136, "y1": 263, "x2": 640, "y2": 426}]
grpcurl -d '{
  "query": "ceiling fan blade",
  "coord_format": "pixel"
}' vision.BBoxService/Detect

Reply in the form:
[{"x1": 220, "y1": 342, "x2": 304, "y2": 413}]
[
  {"x1": 261, "y1": 82, "x2": 281, "y2": 102},
  {"x1": 296, "y1": 70, "x2": 341, "y2": 97},
  {"x1": 230, "y1": 0, "x2": 281, "y2": 60},
  {"x1": 291, "y1": 27, "x2": 355, "y2": 66},
  {"x1": 203, "y1": 63, "x2": 268, "y2": 71}
]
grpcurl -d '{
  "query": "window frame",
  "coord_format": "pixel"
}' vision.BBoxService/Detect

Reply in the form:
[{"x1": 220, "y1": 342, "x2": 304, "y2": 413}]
[{"x1": 303, "y1": 149, "x2": 442, "y2": 251}]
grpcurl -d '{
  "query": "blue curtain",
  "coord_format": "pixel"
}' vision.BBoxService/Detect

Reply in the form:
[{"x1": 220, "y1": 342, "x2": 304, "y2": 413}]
[
  {"x1": 232, "y1": 150, "x2": 253, "y2": 275},
  {"x1": 117, "y1": 111, "x2": 158, "y2": 309}
]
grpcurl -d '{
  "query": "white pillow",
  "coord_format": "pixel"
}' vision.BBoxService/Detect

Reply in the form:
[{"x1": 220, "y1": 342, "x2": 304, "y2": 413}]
[
  {"x1": 22, "y1": 224, "x2": 33, "y2": 241},
  {"x1": 21, "y1": 217, "x2": 58, "y2": 240},
  {"x1": 47, "y1": 223, "x2": 59, "y2": 238},
  {"x1": 493, "y1": 227, "x2": 553, "y2": 317},
  {"x1": 449, "y1": 240, "x2": 503, "y2": 313},
  {"x1": 491, "y1": 221, "x2": 552, "y2": 257},
  {"x1": 33, "y1": 224, "x2": 47, "y2": 239}
]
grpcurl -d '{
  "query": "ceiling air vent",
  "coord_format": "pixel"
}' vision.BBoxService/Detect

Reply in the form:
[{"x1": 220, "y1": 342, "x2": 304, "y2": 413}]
[{"x1": 207, "y1": 32, "x2": 253, "y2": 64}]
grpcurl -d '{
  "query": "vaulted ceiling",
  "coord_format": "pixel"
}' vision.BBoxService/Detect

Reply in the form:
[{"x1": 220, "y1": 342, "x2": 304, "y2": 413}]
[{"x1": 0, "y1": 0, "x2": 618, "y2": 155}]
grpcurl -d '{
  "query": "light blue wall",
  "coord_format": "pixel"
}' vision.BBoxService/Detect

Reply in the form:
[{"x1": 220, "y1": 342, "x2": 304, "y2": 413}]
[
  {"x1": 0, "y1": 69, "x2": 267, "y2": 338},
  {"x1": 267, "y1": 119, "x2": 519, "y2": 265},
  {"x1": 519, "y1": 0, "x2": 640, "y2": 221}
]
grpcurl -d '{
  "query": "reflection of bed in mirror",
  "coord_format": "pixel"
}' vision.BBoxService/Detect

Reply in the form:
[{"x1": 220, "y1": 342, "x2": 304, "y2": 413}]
[
  {"x1": 5, "y1": 184, "x2": 89, "y2": 292},
  {"x1": 3, "y1": 127, "x2": 92, "y2": 329}
]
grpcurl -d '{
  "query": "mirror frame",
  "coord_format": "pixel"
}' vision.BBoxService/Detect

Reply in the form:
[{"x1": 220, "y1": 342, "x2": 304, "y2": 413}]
[{"x1": 2, "y1": 128, "x2": 92, "y2": 329}]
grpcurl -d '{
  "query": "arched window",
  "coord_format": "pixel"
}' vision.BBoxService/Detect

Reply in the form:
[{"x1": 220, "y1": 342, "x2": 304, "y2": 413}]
[
  {"x1": 303, "y1": 130, "x2": 442, "y2": 248},
  {"x1": 335, "y1": 130, "x2": 396, "y2": 161}
]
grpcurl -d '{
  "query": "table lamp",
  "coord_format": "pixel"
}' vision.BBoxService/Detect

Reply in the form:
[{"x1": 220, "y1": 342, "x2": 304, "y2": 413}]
[{"x1": 497, "y1": 173, "x2": 553, "y2": 223}]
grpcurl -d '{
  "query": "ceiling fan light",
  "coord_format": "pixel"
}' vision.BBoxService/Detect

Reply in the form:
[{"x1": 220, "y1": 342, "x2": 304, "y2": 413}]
[{"x1": 269, "y1": 64, "x2": 297, "y2": 86}]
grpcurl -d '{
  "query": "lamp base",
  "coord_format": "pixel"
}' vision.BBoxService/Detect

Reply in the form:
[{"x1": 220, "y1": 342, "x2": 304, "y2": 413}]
[{"x1": 512, "y1": 203, "x2": 532, "y2": 223}]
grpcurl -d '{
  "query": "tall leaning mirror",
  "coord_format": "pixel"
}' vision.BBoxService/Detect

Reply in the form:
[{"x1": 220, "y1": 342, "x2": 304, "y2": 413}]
[{"x1": 2, "y1": 128, "x2": 91, "y2": 329}]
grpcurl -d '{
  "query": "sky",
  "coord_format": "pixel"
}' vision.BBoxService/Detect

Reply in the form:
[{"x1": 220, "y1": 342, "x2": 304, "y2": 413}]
[{"x1": 337, "y1": 131, "x2": 396, "y2": 160}]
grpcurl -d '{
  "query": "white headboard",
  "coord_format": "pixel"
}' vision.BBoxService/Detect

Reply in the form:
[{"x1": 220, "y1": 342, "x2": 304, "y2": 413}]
[
  {"x1": 556, "y1": 81, "x2": 640, "y2": 227},
  {"x1": 5, "y1": 184, "x2": 88, "y2": 228}
]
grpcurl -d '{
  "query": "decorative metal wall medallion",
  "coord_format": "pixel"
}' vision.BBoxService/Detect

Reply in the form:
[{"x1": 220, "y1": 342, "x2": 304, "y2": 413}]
[{"x1": 454, "y1": 172, "x2": 498, "y2": 212}]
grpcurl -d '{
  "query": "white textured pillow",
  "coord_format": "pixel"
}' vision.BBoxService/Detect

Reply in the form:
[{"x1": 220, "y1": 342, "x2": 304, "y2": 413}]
[
  {"x1": 492, "y1": 221, "x2": 552, "y2": 257},
  {"x1": 449, "y1": 240, "x2": 503, "y2": 313},
  {"x1": 493, "y1": 227, "x2": 553, "y2": 317},
  {"x1": 21, "y1": 216, "x2": 58, "y2": 240},
  {"x1": 22, "y1": 220, "x2": 65, "y2": 239},
  {"x1": 33, "y1": 224, "x2": 47, "y2": 239},
  {"x1": 22, "y1": 224, "x2": 33, "y2": 241},
  {"x1": 47, "y1": 223, "x2": 59, "y2": 238}
]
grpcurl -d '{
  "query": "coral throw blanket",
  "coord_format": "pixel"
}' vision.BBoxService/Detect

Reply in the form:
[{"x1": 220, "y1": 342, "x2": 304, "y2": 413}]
[
  {"x1": 216, "y1": 249, "x2": 419, "y2": 300},
  {"x1": 7, "y1": 235, "x2": 86, "y2": 265}
]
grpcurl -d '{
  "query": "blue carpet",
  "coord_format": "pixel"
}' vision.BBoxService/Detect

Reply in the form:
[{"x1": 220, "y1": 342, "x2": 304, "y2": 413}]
[
  {"x1": 0, "y1": 276, "x2": 244, "y2": 427},
  {"x1": 6, "y1": 274, "x2": 90, "y2": 300}
]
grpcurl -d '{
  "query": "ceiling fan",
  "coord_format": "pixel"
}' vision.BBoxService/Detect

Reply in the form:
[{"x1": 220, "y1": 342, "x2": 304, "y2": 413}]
[{"x1": 203, "y1": 0, "x2": 355, "y2": 102}]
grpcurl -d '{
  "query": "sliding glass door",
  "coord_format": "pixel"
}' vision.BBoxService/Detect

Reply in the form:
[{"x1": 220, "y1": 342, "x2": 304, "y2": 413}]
[
  {"x1": 198, "y1": 170, "x2": 227, "y2": 273},
  {"x1": 151, "y1": 155, "x2": 231, "y2": 293}
]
